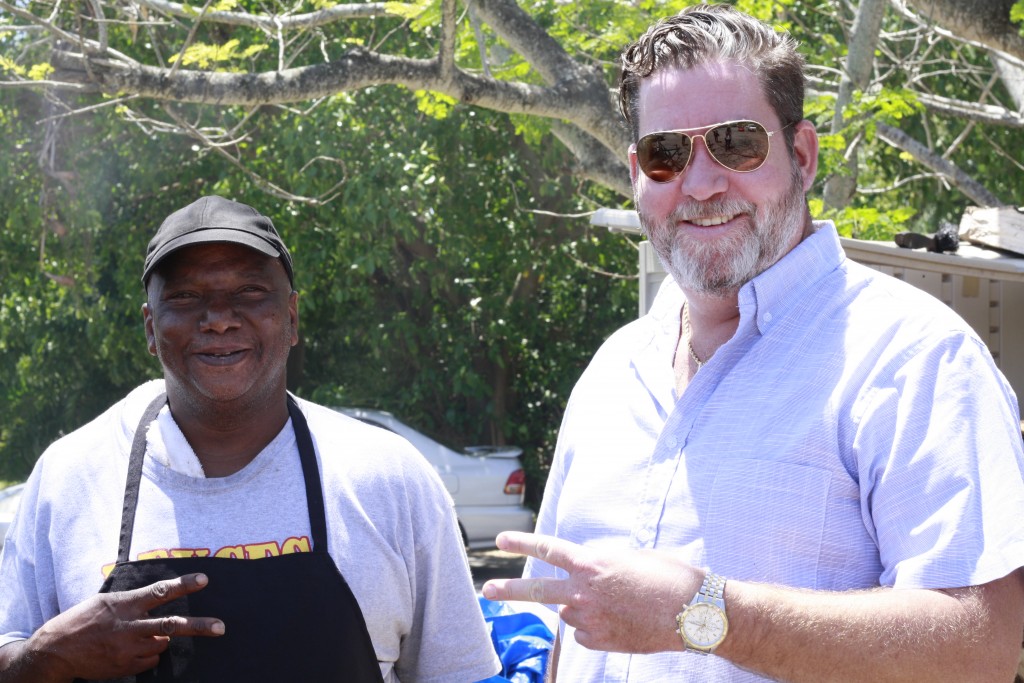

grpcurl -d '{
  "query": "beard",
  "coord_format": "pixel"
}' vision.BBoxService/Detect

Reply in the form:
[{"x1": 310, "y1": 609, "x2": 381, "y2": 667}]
[{"x1": 639, "y1": 166, "x2": 808, "y2": 297}]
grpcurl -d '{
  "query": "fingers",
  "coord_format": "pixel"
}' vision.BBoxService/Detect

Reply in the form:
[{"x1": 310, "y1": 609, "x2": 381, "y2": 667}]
[
  {"x1": 122, "y1": 614, "x2": 225, "y2": 638},
  {"x1": 128, "y1": 573, "x2": 211, "y2": 611},
  {"x1": 495, "y1": 532, "x2": 584, "y2": 570},
  {"x1": 116, "y1": 574, "x2": 224, "y2": 638},
  {"x1": 481, "y1": 577, "x2": 570, "y2": 605}
]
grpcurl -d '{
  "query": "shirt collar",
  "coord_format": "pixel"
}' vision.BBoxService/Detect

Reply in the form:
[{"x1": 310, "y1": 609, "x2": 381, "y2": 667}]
[{"x1": 739, "y1": 220, "x2": 844, "y2": 336}]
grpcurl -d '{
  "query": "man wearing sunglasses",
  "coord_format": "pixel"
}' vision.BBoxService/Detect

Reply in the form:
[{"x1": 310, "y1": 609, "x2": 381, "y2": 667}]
[{"x1": 484, "y1": 4, "x2": 1024, "y2": 682}]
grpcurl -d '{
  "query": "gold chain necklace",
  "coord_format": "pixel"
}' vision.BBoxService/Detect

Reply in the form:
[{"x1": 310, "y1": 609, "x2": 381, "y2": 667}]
[{"x1": 683, "y1": 304, "x2": 707, "y2": 370}]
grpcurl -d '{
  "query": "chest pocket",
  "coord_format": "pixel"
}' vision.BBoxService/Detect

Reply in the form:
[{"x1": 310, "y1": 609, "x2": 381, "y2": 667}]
[{"x1": 704, "y1": 459, "x2": 831, "y2": 587}]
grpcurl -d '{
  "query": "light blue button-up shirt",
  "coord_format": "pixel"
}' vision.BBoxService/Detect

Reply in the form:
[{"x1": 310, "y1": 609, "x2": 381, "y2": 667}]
[{"x1": 526, "y1": 222, "x2": 1024, "y2": 682}]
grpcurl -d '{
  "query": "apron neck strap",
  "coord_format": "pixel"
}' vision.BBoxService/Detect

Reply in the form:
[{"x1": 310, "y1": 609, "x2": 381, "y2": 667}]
[
  {"x1": 118, "y1": 393, "x2": 168, "y2": 564},
  {"x1": 287, "y1": 394, "x2": 330, "y2": 554},
  {"x1": 116, "y1": 392, "x2": 329, "y2": 564}
]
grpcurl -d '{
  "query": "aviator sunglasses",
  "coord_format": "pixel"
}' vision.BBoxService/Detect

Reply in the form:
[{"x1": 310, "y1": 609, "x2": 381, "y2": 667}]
[{"x1": 634, "y1": 120, "x2": 779, "y2": 182}]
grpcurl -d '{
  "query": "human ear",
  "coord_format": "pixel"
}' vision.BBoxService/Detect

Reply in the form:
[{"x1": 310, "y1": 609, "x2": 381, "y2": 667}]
[
  {"x1": 142, "y1": 303, "x2": 158, "y2": 357},
  {"x1": 790, "y1": 120, "x2": 819, "y2": 192}
]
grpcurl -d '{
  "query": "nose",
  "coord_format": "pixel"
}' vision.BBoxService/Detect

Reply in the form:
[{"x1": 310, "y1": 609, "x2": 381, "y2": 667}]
[
  {"x1": 677, "y1": 136, "x2": 728, "y2": 202},
  {"x1": 199, "y1": 296, "x2": 241, "y2": 334}
]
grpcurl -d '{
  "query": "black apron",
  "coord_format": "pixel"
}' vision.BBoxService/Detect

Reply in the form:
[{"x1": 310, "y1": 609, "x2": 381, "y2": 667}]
[{"x1": 79, "y1": 394, "x2": 385, "y2": 683}]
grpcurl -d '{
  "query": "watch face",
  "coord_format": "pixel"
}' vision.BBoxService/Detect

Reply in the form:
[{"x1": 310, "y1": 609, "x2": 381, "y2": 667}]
[{"x1": 680, "y1": 603, "x2": 727, "y2": 649}]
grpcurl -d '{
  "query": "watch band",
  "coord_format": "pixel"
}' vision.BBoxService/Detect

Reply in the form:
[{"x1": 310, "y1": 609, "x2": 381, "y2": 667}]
[
  {"x1": 676, "y1": 571, "x2": 728, "y2": 654},
  {"x1": 700, "y1": 572, "x2": 726, "y2": 604}
]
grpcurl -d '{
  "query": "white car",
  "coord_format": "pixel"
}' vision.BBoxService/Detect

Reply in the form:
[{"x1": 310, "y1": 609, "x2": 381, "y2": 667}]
[
  {"x1": 336, "y1": 408, "x2": 535, "y2": 549},
  {"x1": 0, "y1": 483, "x2": 25, "y2": 551}
]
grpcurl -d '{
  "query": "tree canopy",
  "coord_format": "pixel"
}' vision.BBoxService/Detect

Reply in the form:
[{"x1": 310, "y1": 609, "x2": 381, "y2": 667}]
[
  {"x1": 2, "y1": 0, "x2": 1023, "y2": 212},
  {"x1": 2, "y1": 0, "x2": 1024, "y2": 493}
]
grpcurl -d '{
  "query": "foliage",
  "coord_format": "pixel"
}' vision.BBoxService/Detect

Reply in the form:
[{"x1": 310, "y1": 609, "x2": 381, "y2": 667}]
[
  {"x1": 794, "y1": 1, "x2": 1024, "y2": 238},
  {"x1": 288, "y1": 89, "x2": 635, "y2": 507},
  {"x1": 3, "y1": 0, "x2": 1024, "y2": 507},
  {"x1": 0, "y1": 89, "x2": 227, "y2": 479},
  {"x1": 170, "y1": 40, "x2": 268, "y2": 69},
  {"x1": 0, "y1": 82, "x2": 636, "y2": 507}
]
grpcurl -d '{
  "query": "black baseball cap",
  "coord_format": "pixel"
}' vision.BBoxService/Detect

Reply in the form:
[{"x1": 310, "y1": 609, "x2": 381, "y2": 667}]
[{"x1": 142, "y1": 195, "x2": 294, "y2": 286}]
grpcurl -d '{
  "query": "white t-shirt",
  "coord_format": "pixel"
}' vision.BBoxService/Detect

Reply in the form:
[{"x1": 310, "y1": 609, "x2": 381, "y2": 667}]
[{"x1": 0, "y1": 380, "x2": 500, "y2": 683}]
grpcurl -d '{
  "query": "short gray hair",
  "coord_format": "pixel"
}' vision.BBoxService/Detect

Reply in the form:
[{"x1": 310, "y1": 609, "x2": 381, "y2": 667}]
[{"x1": 619, "y1": 4, "x2": 805, "y2": 150}]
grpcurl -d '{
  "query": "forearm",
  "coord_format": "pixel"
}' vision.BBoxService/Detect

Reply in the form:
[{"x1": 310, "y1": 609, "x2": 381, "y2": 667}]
[
  {"x1": 486, "y1": 533, "x2": 1024, "y2": 681},
  {"x1": 0, "y1": 639, "x2": 72, "y2": 683},
  {"x1": 717, "y1": 570, "x2": 1024, "y2": 683}
]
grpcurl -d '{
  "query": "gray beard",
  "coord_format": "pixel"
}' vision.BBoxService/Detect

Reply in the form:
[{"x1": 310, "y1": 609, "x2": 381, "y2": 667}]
[{"x1": 639, "y1": 168, "x2": 808, "y2": 298}]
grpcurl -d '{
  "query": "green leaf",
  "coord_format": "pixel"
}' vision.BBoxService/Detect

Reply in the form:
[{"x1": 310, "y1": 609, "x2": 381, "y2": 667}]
[
  {"x1": 1012, "y1": 0, "x2": 1024, "y2": 25},
  {"x1": 0, "y1": 56, "x2": 25, "y2": 77},
  {"x1": 384, "y1": 0, "x2": 432, "y2": 21},
  {"x1": 169, "y1": 39, "x2": 267, "y2": 69},
  {"x1": 413, "y1": 90, "x2": 457, "y2": 120}
]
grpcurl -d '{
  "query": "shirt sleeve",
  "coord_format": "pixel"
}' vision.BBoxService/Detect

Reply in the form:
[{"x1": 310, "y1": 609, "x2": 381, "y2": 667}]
[
  {"x1": 394, "y1": 476, "x2": 501, "y2": 683},
  {"x1": 0, "y1": 476, "x2": 46, "y2": 649},
  {"x1": 853, "y1": 331, "x2": 1024, "y2": 589},
  {"x1": 0, "y1": 535, "x2": 33, "y2": 649}
]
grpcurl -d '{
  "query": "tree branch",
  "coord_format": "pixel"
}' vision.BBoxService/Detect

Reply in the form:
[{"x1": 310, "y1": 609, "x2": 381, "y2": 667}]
[
  {"x1": 439, "y1": 0, "x2": 457, "y2": 77},
  {"x1": 898, "y1": 0, "x2": 1024, "y2": 63},
  {"x1": 550, "y1": 121, "x2": 630, "y2": 198},
  {"x1": 46, "y1": 46, "x2": 607, "y2": 123},
  {"x1": 824, "y1": 0, "x2": 887, "y2": 210},
  {"x1": 875, "y1": 122, "x2": 1004, "y2": 206},
  {"x1": 470, "y1": 0, "x2": 620, "y2": 155},
  {"x1": 134, "y1": 0, "x2": 390, "y2": 31},
  {"x1": 162, "y1": 103, "x2": 345, "y2": 204},
  {"x1": 991, "y1": 50, "x2": 1024, "y2": 110},
  {"x1": 916, "y1": 91, "x2": 1024, "y2": 127},
  {"x1": 471, "y1": 0, "x2": 589, "y2": 85}
]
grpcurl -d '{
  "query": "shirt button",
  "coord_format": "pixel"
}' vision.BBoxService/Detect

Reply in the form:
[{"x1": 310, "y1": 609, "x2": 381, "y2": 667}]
[
  {"x1": 764, "y1": 311, "x2": 773, "y2": 322},
  {"x1": 637, "y1": 528, "x2": 652, "y2": 543},
  {"x1": 666, "y1": 435, "x2": 678, "y2": 449}
]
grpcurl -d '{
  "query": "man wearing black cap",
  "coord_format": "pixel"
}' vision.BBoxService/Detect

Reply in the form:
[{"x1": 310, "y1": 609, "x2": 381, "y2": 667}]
[{"x1": 0, "y1": 196, "x2": 500, "y2": 682}]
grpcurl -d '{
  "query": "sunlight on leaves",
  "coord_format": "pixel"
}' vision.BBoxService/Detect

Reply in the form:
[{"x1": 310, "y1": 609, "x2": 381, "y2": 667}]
[
  {"x1": 1012, "y1": 1, "x2": 1024, "y2": 36},
  {"x1": 385, "y1": 0, "x2": 432, "y2": 21},
  {"x1": 169, "y1": 39, "x2": 268, "y2": 69},
  {"x1": 810, "y1": 199, "x2": 916, "y2": 241},
  {"x1": 0, "y1": 56, "x2": 25, "y2": 76},
  {"x1": 28, "y1": 63, "x2": 54, "y2": 80},
  {"x1": 414, "y1": 90, "x2": 457, "y2": 120}
]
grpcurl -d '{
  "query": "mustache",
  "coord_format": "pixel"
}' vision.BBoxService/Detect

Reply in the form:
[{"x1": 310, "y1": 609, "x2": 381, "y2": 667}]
[{"x1": 668, "y1": 199, "x2": 756, "y2": 223}]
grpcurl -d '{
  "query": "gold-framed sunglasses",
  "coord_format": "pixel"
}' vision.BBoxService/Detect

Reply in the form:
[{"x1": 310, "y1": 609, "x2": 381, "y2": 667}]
[{"x1": 633, "y1": 120, "x2": 779, "y2": 183}]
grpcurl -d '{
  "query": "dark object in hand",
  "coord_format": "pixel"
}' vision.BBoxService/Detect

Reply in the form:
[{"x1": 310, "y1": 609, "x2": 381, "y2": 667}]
[{"x1": 894, "y1": 223, "x2": 960, "y2": 253}]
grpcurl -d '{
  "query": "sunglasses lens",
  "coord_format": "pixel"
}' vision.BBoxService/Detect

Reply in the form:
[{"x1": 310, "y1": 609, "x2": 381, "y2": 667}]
[
  {"x1": 637, "y1": 121, "x2": 773, "y2": 181},
  {"x1": 705, "y1": 121, "x2": 771, "y2": 171},
  {"x1": 637, "y1": 132, "x2": 692, "y2": 183}
]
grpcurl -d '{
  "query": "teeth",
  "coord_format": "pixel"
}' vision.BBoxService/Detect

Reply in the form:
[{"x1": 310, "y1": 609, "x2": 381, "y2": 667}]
[{"x1": 691, "y1": 214, "x2": 735, "y2": 227}]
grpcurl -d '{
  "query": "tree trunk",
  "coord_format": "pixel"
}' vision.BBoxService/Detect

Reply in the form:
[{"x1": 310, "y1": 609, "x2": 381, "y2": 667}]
[
  {"x1": 992, "y1": 51, "x2": 1024, "y2": 110},
  {"x1": 823, "y1": 0, "x2": 888, "y2": 210},
  {"x1": 904, "y1": 0, "x2": 1024, "y2": 61}
]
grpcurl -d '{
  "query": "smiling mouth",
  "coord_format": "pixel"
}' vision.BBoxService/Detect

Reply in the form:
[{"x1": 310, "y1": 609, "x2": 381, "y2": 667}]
[
  {"x1": 197, "y1": 349, "x2": 248, "y2": 364},
  {"x1": 689, "y1": 214, "x2": 737, "y2": 227}
]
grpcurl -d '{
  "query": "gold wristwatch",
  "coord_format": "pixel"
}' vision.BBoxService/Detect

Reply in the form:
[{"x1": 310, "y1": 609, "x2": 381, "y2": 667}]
[{"x1": 676, "y1": 571, "x2": 728, "y2": 654}]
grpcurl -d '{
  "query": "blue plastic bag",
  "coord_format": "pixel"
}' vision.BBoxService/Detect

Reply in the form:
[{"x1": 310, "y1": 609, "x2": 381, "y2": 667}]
[{"x1": 477, "y1": 597, "x2": 555, "y2": 683}]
